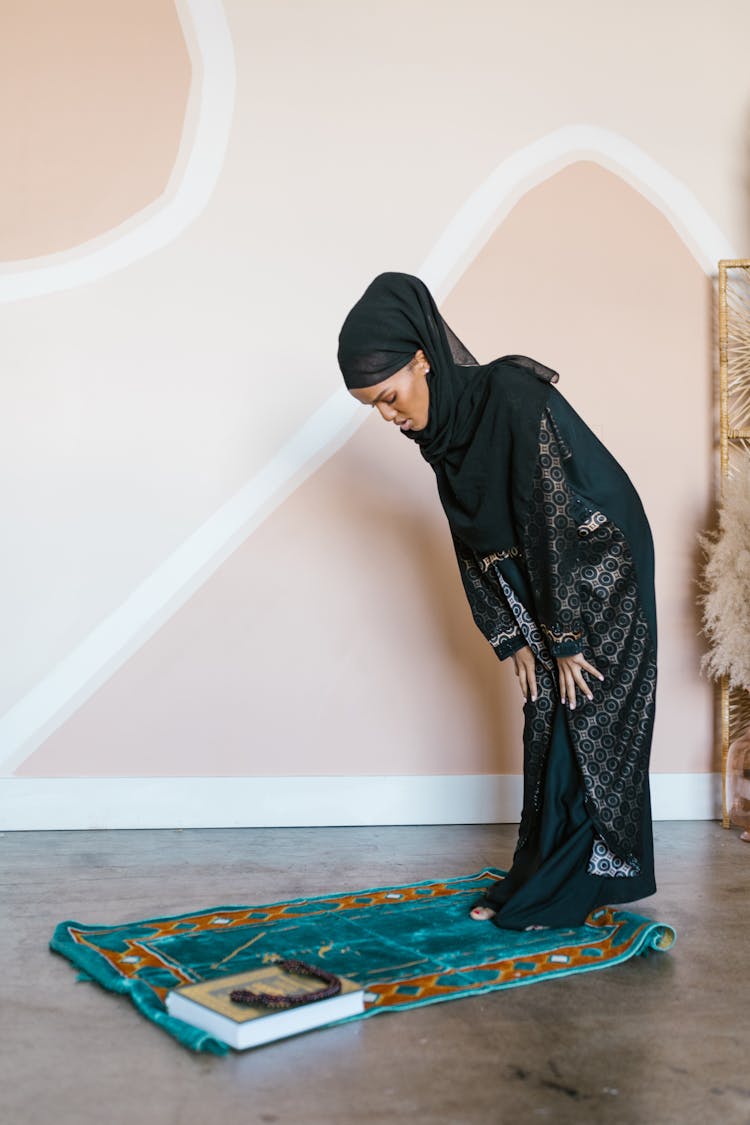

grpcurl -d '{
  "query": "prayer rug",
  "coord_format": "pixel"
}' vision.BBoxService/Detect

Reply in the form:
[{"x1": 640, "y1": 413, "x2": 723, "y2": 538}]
[{"x1": 50, "y1": 867, "x2": 676, "y2": 1055}]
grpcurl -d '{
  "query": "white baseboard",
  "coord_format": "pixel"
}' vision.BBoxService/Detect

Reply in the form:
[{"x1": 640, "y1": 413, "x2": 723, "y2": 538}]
[{"x1": 0, "y1": 772, "x2": 721, "y2": 831}]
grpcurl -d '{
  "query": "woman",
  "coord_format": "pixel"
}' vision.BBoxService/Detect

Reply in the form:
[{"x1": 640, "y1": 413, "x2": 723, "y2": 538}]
[{"x1": 337, "y1": 272, "x2": 658, "y2": 932}]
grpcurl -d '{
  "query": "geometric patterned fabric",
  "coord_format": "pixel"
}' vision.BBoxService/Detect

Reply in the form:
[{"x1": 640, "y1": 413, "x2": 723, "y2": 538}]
[
  {"x1": 451, "y1": 404, "x2": 657, "y2": 874},
  {"x1": 521, "y1": 408, "x2": 658, "y2": 871},
  {"x1": 50, "y1": 869, "x2": 676, "y2": 1054}
]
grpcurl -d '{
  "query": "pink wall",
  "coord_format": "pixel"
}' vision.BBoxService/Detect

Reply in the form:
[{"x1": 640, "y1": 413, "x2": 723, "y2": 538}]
[
  {"x1": 0, "y1": 0, "x2": 190, "y2": 259},
  {"x1": 4, "y1": 0, "x2": 745, "y2": 819},
  {"x1": 18, "y1": 162, "x2": 713, "y2": 778}
]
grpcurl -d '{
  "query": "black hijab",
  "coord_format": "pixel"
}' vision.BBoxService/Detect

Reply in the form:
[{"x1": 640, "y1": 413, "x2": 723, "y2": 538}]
[{"x1": 337, "y1": 272, "x2": 559, "y2": 555}]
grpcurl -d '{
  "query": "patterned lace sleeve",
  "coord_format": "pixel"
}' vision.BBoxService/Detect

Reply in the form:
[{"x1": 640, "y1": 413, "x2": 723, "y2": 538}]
[
  {"x1": 450, "y1": 530, "x2": 527, "y2": 661},
  {"x1": 523, "y1": 406, "x2": 586, "y2": 658}
]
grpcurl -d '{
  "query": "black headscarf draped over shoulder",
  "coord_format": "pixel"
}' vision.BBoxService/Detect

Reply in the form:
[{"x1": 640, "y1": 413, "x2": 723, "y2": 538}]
[{"x1": 337, "y1": 272, "x2": 560, "y2": 555}]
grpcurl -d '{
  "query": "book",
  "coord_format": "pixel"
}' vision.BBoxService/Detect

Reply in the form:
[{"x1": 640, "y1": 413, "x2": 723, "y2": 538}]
[{"x1": 165, "y1": 963, "x2": 366, "y2": 1050}]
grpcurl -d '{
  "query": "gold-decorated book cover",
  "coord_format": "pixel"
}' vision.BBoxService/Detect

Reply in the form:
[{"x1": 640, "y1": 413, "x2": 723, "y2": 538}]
[{"x1": 166, "y1": 964, "x2": 366, "y2": 1050}]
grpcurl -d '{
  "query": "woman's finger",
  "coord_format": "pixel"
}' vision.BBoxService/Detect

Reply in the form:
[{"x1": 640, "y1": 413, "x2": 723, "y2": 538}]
[
  {"x1": 527, "y1": 659, "x2": 538, "y2": 702},
  {"x1": 573, "y1": 667, "x2": 594, "y2": 701},
  {"x1": 558, "y1": 666, "x2": 567, "y2": 704},
  {"x1": 565, "y1": 668, "x2": 577, "y2": 709},
  {"x1": 518, "y1": 652, "x2": 538, "y2": 702},
  {"x1": 578, "y1": 657, "x2": 604, "y2": 682}
]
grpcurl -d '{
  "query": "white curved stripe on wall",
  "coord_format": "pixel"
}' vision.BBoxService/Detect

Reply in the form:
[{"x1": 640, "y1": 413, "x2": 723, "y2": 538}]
[
  {"x1": 0, "y1": 393, "x2": 363, "y2": 773},
  {"x1": 0, "y1": 123, "x2": 735, "y2": 771},
  {"x1": 0, "y1": 0, "x2": 235, "y2": 302},
  {"x1": 421, "y1": 123, "x2": 735, "y2": 293}
]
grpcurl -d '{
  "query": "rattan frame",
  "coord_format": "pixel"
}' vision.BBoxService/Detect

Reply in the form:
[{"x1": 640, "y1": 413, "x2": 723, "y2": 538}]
[{"x1": 716, "y1": 259, "x2": 750, "y2": 826}]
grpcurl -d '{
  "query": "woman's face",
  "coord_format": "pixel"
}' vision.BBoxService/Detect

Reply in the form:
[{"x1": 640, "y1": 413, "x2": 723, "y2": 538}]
[{"x1": 348, "y1": 349, "x2": 430, "y2": 432}]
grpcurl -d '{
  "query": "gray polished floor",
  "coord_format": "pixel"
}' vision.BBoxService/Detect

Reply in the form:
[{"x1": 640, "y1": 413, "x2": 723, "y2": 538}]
[{"x1": 1, "y1": 822, "x2": 748, "y2": 1125}]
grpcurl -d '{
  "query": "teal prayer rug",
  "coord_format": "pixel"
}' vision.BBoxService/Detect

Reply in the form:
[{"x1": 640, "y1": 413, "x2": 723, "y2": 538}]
[{"x1": 50, "y1": 867, "x2": 676, "y2": 1055}]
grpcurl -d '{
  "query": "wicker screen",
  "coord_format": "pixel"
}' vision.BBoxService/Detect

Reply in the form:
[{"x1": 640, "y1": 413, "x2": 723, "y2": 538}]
[{"x1": 717, "y1": 260, "x2": 750, "y2": 825}]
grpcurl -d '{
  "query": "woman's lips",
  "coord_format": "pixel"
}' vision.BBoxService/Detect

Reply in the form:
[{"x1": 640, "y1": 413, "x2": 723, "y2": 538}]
[{"x1": 398, "y1": 420, "x2": 412, "y2": 431}]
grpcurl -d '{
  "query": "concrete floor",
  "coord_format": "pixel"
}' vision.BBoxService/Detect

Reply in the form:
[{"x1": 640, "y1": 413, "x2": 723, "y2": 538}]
[{"x1": 0, "y1": 821, "x2": 748, "y2": 1125}]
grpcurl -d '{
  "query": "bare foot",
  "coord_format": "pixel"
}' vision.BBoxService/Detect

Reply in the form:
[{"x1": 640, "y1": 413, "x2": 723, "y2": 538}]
[{"x1": 470, "y1": 904, "x2": 497, "y2": 921}]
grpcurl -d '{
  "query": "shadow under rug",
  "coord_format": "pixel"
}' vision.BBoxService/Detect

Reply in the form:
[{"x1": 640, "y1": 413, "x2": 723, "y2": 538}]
[{"x1": 50, "y1": 867, "x2": 676, "y2": 1055}]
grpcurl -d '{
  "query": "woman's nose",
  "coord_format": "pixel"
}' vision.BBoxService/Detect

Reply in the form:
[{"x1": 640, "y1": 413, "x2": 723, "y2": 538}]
[{"x1": 377, "y1": 402, "x2": 397, "y2": 421}]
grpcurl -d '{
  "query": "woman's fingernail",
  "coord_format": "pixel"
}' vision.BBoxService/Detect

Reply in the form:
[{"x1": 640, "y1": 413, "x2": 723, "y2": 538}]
[
  {"x1": 598, "y1": 674, "x2": 604, "y2": 681},
  {"x1": 532, "y1": 695, "x2": 537, "y2": 702},
  {"x1": 587, "y1": 694, "x2": 593, "y2": 701}
]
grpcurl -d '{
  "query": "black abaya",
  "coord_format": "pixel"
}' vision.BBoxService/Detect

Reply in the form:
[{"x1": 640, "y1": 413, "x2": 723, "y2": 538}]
[
  {"x1": 337, "y1": 272, "x2": 658, "y2": 930},
  {"x1": 453, "y1": 385, "x2": 658, "y2": 929}
]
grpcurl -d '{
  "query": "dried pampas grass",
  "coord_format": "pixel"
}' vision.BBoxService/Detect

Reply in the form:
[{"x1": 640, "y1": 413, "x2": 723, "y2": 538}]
[{"x1": 697, "y1": 470, "x2": 750, "y2": 691}]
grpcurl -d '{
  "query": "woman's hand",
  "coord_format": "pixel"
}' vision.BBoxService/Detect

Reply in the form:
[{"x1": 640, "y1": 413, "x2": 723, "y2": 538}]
[
  {"x1": 511, "y1": 645, "x2": 537, "y2": 702},
  {"x1": 556, "y1": 652, "x2": 604, "y2": 709}
]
